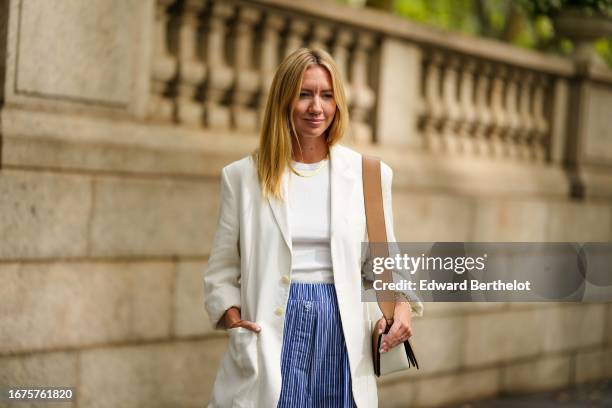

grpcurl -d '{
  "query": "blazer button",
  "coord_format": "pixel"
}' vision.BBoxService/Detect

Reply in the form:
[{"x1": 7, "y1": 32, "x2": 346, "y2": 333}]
[
  {"x1": 274, "y1": 307, "x2": 284, "y2": 316},
  {"x1": 280, "y1": 275, "x2": 290, "y2": 285}
]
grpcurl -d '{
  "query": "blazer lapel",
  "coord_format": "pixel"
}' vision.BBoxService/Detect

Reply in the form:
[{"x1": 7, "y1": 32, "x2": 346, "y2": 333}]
[
  {"x1": 267, "y1": 165, "x2": 292, "y2": 253},
  {"x1": 266, "y1": 143, "x2": 358, "y2": 255}
]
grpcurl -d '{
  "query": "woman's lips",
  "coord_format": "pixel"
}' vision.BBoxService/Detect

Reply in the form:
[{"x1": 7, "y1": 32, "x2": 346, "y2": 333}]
[{"x1": 305, "y1": 118, "x2": 324, "y2": 126}]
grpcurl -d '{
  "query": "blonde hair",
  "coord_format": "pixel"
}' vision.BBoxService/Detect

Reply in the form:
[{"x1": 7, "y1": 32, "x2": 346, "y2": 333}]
[{"x1": 252, "y1": 48, "x2": 349, "y2": 201}]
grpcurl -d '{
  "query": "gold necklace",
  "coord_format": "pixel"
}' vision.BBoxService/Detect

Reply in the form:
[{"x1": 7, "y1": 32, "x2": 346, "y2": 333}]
[{"x1": 290, "y1": 153, "x2": 329, "y2": 178}]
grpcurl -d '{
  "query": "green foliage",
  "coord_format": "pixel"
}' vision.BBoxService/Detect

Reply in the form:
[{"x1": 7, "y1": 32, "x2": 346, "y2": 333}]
[
  {"x1": 394, "y1": 0, "x2": 477, "y2": 34},
  {"x1": 333, "y1": 0, "x2": 612, "y2": 67},
  {"x1": 520, "y1": 0, "x2": 612, "y2": 17},
  {"x1": 595, "y1": 38, "x2": 612, "y2": 65}
]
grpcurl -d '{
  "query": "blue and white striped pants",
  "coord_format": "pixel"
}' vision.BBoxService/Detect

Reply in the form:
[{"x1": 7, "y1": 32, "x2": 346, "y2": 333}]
[{"x1": 277, "y1": 282, "x2": 357, "y2": 408}]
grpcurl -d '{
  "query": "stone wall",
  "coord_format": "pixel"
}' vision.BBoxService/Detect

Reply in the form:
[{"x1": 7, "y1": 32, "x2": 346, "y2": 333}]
[{"x1": 0, "y1": 0, "x2": 611, "y2": 407}]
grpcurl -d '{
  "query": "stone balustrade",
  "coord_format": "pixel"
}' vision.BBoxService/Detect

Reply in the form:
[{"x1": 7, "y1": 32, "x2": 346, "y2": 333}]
[
  {"x1": 149, "y1": 0, "x2": 378, "y2": 142},
  {"x1": 418, "y1": 50, "x2": 551, "y2": 162},
  {"x1": 144, "y1": 0, "x2": 612, "y2": 172},
  {"x1": 4, "y1": 0, "x2": 610, "y2": 194}
]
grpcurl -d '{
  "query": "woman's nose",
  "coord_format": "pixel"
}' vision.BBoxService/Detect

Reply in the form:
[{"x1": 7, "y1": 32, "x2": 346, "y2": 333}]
[{"x1": 308, "y1": 96, "x2": 322, "y2": 113}]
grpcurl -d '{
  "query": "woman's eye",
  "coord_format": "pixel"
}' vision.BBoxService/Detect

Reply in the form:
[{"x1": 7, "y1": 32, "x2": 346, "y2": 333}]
[{"x1": 298, "y1": 92, "x2": 333, "y2": 99}]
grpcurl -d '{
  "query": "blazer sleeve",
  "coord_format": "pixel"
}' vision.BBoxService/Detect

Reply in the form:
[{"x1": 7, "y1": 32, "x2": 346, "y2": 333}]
[
  {"x1": 203, "y1": 166, "x2": 242, "y2": 330},
  {"x1": 362, "y1": 161, "x2": 424, "y2": 317}
]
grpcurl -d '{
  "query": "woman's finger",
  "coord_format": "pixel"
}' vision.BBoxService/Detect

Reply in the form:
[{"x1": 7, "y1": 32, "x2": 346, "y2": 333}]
[
  {"x1": 380, "y1": 332, "x2": 398, "y2": 352},
  {"x1": 377, "y1": 318, "x2": 386, "y2": 333},
  {"x1": 228, "y1": 319, "x2": 244, "y2": 329},
  {"x1": 381, "y1": 321, "x2": 410, "y2": 352},
  {"x1": 247, "y1": 321, "x2": 262, "y2": 333},
  {"x1": 232, "y1": 320, "x2": 261, "y2": 333}
]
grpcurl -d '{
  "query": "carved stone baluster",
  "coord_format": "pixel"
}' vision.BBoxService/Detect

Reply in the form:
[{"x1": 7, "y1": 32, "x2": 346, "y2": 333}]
[
  {"x1": 231, "y1": 6, "x2": 261, "y2": 132},
  {"x1": 349, "y1": 33, "x2": 376, "y2": 144},
  {"x1": 440, "y1": 55, "x2": 461, "y2": 154},
  {"x1": 149, "y1": 0, "x2": 178, "y2": 121},
  {"x1": 284, "y1": 19, "x2": 309, "y2": 56},
  {"x1": 456, "y1": 59, "x2": 477, "y2": 155},
  {"x1": 176, "y1": 0, "x2": 207, "y2": 126},
  {"x1": 503, "y1": 68, "x2": 521, "y2": 159},
  {"x1": 332, "y1": 29, "x2": 353, "y2": 106},
  {"x1": 258, "y1": 14, "x2": 285, "y2": 126},
  {"x1": 517, "y1": 71, "x2": 535, "y2": 160},
  {"x1": 308, "y1": 23, "x2": 332, "y2": 51},
  {"x1": 204, "y1": 2, "x2": 234, "y2": 129},
  {"x1": 532, "y1": 74, "x2": 550, "y2": 162},
  {"x1": 489, "y1": 65, "x2": 508, "y2": 158},
  {"x1": 472, "y1": 62, "x2": 493, "y2": 156},
  {"x1": 421, "y1": 51, "x2": 444, "y2": 153}
]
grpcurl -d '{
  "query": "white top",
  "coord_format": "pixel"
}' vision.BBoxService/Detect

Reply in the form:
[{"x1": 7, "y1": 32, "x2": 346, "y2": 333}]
[{"x1": 288, "y1": 158, "x2": 334, "y2": 283}]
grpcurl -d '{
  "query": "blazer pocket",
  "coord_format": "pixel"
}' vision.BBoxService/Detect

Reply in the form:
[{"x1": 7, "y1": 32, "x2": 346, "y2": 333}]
[
  {"x1": 227, "y1": 327, "x2": 259, "y2": 407},
  {"x1": 228, "y1": 327, "x2": 258, "y2": 375}
]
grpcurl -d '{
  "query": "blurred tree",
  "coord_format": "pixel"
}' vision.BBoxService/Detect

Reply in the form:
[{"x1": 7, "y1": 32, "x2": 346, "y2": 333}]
[
  {"x1": 365, "y1": 0, "x2": 393, "y2": 10},
  {"x1": 334, "y1": 0, "x2": 612, "y2": 67}
]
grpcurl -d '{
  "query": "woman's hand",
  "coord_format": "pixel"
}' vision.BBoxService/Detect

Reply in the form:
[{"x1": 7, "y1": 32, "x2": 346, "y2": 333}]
[
  {"x1": 376, "y1": 302, "x2": 412, "y2": 353},
  {"x1": 222, "y1": 306, "x2": 261, "y2": 333}
]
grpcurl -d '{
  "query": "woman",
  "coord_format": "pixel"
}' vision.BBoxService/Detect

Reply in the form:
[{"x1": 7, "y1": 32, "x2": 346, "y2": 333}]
[{"x1": 204, "y1": 48, "x2": 423, "y2": 408}]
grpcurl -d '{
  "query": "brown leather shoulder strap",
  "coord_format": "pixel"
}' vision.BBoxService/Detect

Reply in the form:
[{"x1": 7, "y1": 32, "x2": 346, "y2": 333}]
[{"x1": 362, "y1": 155, "x2": 396, "y2": 324}]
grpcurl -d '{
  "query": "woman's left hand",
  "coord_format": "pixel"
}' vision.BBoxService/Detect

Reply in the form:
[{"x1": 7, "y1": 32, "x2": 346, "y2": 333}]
[{"x1": 376, "y1": 302, "x2": 413, "y2": 353}]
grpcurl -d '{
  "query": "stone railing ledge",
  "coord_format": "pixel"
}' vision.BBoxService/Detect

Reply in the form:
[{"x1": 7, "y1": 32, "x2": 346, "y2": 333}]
[
  {"x1": 343, "y1": 141, "x2": 571, "y2": 198},
  {"x1": 0, "y1": 107, "x2": 258, "y2": 178},
  {"x1": 580, "y1": 61, "x2": 612, "y2": 84}
]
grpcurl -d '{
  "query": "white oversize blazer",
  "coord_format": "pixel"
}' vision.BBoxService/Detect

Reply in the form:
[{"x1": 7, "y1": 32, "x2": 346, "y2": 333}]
[{"x1": 203, "y1": 143, "x2": 424, "y2": 408}]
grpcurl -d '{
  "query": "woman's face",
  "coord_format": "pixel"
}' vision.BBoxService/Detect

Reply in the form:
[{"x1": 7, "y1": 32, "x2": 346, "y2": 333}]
[{"x1": 291, "y1": 65, "x2": 337, "y2": 140}]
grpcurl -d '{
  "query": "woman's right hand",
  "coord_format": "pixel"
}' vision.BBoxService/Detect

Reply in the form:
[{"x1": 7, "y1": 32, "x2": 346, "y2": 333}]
[{"x1": 222, "y1": 306, "x2": 261, "y2": 333}]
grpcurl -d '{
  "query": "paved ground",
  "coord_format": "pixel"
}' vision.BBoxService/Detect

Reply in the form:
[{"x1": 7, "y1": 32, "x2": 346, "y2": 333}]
[{"x1": 446, "y1": 380, "x2": 612, "y2": 407}]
